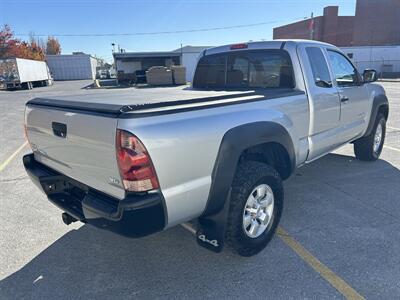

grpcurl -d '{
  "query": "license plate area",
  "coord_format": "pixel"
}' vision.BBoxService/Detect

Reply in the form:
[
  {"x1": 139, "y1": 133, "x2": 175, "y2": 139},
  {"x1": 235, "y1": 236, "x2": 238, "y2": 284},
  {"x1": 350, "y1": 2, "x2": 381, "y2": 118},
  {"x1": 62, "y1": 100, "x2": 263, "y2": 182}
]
[{"x1": 40, "y1": 175, "x2": 88, "y2": 198}]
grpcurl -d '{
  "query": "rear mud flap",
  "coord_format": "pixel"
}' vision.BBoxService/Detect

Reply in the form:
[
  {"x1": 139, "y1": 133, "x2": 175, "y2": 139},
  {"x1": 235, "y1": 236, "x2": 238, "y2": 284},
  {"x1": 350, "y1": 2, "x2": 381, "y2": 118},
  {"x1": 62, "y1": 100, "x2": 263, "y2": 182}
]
[{"x1": 196, "y1": 190, "x2": 232, "y2": 253}]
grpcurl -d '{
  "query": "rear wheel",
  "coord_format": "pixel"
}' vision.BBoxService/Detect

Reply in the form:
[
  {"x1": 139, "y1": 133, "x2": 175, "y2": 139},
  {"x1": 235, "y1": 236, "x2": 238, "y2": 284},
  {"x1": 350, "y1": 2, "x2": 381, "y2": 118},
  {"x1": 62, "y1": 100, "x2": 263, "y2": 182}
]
[
  {"x1": 354, "y1": 113, "x2": 386, "y2": 161},
  {"x1": 225, "y1": 161, "x2": 283, "y2": 257}
]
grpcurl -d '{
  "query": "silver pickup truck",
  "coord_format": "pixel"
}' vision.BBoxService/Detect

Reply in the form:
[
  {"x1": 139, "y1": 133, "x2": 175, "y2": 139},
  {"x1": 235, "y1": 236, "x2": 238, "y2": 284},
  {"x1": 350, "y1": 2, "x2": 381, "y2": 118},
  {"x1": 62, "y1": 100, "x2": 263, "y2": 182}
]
[{"x1": 23, "y1": 40, "x2": 389, "y2": 256}]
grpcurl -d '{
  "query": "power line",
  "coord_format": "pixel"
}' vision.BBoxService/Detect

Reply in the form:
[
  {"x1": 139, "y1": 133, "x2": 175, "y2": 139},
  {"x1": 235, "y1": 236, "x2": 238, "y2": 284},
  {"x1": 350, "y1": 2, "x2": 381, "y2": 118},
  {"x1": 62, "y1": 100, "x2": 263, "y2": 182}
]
[{"x1": 14, "y1": 18, "x2": 307, "y2": 37}]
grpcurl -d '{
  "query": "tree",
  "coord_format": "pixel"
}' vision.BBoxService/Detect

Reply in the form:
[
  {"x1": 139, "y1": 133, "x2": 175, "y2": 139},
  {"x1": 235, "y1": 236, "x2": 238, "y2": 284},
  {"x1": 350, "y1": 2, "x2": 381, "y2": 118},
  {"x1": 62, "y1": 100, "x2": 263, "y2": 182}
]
[
  {"x1": 0, "y1": 24, "x2": 15, "y2": 58},
  {"x1": 46, "y1": 36, "x2": 61, "y2": 55},
  {"x1": 29, "y1": 31, "x2": 46, "y2": 53},
  {"x1": 0, "y1": 24, "x2": 46, "y2": 60},
  {"x1": 28, "y1": 40, "x2": 46, "y2": 60}
]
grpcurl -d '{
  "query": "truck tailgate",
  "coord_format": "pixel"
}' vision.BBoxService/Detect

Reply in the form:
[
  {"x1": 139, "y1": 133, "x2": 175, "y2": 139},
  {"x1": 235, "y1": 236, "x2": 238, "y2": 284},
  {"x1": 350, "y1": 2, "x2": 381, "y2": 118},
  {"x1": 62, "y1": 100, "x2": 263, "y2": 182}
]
[{"x1": 25, "y1": 105, "x2": 125, "y2": 200}]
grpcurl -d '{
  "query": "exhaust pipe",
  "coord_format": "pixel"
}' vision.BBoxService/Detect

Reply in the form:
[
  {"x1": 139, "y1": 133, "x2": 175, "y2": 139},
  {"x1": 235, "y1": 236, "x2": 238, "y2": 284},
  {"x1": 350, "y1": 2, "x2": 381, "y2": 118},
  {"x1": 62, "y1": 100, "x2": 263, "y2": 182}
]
[{"x1": 62, "y1": 212, "x2": 77, "y2": 225}]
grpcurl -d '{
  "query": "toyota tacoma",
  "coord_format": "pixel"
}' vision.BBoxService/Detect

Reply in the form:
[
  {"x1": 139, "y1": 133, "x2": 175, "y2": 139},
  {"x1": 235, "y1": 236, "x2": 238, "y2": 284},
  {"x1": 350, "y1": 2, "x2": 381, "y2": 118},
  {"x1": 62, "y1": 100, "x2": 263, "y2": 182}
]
[{"x1": 23, "y1": 40, "x2": 389, "y2": 256}]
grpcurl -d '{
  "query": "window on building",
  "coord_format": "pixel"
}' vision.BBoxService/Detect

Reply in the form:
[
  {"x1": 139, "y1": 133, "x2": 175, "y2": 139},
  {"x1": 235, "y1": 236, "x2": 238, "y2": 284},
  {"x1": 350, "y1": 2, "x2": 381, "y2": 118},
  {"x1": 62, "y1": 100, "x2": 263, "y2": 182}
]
[
  {"x1": 193, "y1": 50, "x2": 295, "y2": 89},
  {"x1": 305, "y1": 47, "x2": 332, "y2": 88},
  {"x1": 328, "y1": 50, "x2": 358, "y2": 87}
]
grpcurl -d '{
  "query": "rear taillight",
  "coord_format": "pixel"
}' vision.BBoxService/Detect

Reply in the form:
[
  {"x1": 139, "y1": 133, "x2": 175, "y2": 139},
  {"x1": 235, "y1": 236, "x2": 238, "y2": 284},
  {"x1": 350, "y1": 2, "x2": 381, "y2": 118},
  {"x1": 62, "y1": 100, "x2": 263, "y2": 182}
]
[{"x1": 116, "y1": 129, "x2": 160, "y2": 192}]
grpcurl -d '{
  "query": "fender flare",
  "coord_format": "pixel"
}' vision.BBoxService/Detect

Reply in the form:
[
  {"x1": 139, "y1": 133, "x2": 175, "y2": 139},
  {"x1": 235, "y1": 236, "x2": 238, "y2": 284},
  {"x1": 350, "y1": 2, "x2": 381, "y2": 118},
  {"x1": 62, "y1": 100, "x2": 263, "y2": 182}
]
[
  {"x1": 202, "y1": 121, "x2": 296, "y2": 217},
  {"x1": 364, "y1": 94, "x2": 389, "y2": 137}
]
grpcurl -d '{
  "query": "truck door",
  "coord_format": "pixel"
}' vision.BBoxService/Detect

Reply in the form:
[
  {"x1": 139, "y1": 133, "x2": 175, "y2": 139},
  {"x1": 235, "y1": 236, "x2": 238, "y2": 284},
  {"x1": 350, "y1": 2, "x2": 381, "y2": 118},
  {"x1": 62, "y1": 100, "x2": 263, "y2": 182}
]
[
  {"x1": 326, "y1": 50, "x2": 370, "y2": 141},
  {"x1": 297, "y1": 45, "x2": 341, "y2": 161}
]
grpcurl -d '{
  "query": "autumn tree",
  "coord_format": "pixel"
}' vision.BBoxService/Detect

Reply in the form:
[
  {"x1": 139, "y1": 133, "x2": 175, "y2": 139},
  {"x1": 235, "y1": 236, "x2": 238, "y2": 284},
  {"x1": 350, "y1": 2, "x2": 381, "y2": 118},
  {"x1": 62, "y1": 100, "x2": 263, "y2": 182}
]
[
  {"x1": 29, "y1": 32, "x2": 46, "y2": 53},
  {"x1": 46, "y1": 36, "x2": 61, "y2": 55},
  {"x1": 0, "y1": 24, "x2": 15, "y2": 58},
  {"x1": 0, "y1": 24, "x2": 46, "y2": 60}
]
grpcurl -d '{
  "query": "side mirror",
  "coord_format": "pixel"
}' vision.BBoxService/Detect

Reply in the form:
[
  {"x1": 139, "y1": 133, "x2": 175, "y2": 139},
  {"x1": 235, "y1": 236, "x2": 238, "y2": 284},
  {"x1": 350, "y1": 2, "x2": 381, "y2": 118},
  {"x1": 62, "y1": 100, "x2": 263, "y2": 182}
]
[{"x1": 363, "y1": 69, "x2": 378, "y2": 83}]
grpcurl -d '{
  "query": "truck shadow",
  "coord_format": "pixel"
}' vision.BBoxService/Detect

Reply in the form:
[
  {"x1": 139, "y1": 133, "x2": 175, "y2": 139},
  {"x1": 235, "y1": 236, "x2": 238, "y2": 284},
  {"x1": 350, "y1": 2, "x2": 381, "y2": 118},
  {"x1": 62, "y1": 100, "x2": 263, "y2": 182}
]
[
  {"x1": 0, "y1": 225, "x2": 256, "y2": 299},
  {"x1": 1, "y1": 153, "x2": 399, "y2": 299}
]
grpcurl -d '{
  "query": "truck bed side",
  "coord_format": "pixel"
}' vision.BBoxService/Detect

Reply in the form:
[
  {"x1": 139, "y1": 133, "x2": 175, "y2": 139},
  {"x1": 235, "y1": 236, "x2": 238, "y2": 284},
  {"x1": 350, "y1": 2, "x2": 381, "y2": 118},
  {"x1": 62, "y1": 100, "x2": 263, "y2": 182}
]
[{"x1": 118, "y1": 91, "x2": 309, "y2": 227}]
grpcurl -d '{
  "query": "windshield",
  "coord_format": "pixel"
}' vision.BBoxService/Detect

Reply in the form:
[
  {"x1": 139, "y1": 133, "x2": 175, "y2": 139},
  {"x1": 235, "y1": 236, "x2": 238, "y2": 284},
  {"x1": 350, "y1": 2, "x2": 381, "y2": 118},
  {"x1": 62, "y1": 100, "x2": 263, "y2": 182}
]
[{"x1": 193, "y1": 49, "x2": 295, "y2": 90}]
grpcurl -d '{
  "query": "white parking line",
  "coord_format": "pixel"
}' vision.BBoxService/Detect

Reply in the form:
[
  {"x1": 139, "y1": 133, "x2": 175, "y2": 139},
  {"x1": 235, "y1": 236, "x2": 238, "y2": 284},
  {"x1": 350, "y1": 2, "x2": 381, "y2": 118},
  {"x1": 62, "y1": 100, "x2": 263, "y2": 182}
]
[{"x1": 387, "y1": 126, "x2": 400, "y2": 131}]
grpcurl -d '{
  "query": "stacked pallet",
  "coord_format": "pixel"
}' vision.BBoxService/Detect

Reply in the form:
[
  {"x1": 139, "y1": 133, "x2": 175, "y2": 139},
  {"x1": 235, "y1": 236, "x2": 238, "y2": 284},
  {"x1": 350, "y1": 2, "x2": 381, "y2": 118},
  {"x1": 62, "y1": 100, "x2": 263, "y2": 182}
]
[
  {"x1": 146, "y1": 66, "x2": 173, "y2": 85},
  {"x1": 171, "y1": 65, "x2": 186, "y2": 85}
]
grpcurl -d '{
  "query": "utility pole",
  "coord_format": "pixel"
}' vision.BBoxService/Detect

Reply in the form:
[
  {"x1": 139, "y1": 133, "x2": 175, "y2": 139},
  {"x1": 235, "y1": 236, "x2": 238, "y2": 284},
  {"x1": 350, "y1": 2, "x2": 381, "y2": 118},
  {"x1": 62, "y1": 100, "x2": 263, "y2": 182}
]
[
  {"x1": 309, "y1": 12, "x2": 315, "y2": 40},
  {"x1": 180, "y1": 43, "x2": 183, "y2": 65}
]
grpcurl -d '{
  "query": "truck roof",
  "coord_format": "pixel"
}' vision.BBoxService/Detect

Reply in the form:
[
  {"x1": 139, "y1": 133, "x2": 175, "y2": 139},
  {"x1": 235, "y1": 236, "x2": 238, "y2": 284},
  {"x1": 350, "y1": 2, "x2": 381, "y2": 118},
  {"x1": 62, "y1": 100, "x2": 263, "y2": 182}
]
[{"x1": 203, "y1": 39, "x2": 337, "y2": 56}]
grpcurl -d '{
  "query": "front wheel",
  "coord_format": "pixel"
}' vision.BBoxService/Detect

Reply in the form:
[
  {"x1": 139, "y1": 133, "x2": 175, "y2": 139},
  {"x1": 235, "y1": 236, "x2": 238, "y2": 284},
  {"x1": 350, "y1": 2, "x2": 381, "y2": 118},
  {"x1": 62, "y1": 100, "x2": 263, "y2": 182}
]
[
  {"x1": 225, "y1": 161, "x2": 283, "y2": 257},
  {"x1": 354, "y1": 113, "x2": 386, "y2": 161}
]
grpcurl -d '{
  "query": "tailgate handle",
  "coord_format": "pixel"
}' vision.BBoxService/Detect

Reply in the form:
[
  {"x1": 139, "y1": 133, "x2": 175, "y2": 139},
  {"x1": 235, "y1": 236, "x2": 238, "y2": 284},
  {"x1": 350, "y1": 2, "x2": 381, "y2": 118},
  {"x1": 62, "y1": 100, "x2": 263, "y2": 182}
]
[{"x1": 52, "y1": 122, "x2": 67, "y2": 138}]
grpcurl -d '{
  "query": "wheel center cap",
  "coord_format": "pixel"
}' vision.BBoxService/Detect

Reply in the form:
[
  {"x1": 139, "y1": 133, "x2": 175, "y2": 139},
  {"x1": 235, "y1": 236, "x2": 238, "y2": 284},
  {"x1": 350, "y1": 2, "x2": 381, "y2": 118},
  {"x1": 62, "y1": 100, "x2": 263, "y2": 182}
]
[{"x1": 256, "y1": 206, "x2": 263, "y2": 215}]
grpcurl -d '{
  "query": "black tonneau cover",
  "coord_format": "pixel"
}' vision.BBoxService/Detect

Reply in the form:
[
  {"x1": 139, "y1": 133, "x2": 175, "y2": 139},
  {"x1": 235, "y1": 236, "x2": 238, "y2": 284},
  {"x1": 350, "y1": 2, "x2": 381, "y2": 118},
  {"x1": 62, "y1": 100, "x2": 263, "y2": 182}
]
[
  {"x1": 27, "y1": 98, "x2": 126, "y2": 117},
  {"x1": 27, "y1": 86, "x2": 304, "y2": 118}
]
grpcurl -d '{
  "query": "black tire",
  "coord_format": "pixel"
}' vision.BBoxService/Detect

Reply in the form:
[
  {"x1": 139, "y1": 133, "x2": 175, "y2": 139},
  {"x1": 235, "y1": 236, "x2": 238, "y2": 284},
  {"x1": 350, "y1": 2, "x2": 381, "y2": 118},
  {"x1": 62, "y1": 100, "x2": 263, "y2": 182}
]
[
  {"x1": 354, "y1": 113, "x2": 386, "y2": 161},
  {"x1": 225, "y1": 161, "x2": 283, "y2": 257}
]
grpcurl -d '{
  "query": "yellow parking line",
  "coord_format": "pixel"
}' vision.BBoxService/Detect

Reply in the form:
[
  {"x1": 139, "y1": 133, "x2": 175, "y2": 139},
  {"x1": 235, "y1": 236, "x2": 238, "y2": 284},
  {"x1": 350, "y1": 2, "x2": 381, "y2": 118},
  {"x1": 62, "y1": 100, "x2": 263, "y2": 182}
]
[
  {"x1": 0, "y1": 141, "x2": 28, "y2": 172},
  {"x1": 277, "y1": 227, "x2": 365, "y2": 300},
  {"x1": 384, "y1": 145, "x2": 400, "y2": 153}
]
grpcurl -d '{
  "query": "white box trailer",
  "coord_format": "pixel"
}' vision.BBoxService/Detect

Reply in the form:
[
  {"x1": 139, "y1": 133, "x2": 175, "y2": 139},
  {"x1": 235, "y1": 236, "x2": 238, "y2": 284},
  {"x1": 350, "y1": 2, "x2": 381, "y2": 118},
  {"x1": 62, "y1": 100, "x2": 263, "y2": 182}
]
[{"x1": 0, "y1": 58, "x2": 52, "y2": 90}]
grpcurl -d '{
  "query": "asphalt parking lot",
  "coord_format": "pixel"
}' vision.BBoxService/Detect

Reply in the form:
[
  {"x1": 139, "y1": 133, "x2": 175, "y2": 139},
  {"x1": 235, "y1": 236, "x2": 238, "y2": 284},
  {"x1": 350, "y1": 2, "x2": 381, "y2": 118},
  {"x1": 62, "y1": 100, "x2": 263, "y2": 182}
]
[{"x1": 0, "y1": 81, "x2": 399, "y2": 299}]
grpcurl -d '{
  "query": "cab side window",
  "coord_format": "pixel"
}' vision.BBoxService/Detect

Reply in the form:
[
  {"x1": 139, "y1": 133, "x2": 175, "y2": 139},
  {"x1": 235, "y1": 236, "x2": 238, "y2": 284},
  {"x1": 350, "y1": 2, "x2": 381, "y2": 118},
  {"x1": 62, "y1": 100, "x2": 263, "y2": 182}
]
[
  {"x1": 327, "y1": 50, "x2": 359, "y2": 87},
  {"x1": 306, "y1": 47, "x2": 332, "y2": 88}
]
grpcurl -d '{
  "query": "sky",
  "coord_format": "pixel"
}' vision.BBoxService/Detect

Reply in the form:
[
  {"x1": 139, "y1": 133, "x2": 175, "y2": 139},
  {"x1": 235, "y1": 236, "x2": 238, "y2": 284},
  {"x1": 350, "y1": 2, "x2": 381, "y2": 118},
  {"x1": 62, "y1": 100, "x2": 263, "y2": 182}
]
[{"x1": 0, "y1": 0, "x2": 357, "y2": 63}]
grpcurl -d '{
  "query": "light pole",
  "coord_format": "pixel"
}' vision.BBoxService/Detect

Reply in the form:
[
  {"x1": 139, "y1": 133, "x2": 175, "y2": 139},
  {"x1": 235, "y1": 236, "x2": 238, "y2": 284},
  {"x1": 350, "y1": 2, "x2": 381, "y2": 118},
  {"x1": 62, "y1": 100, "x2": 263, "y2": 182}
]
[{"x1": 309, "y1": 12, "x2": 315, "y2": 40}]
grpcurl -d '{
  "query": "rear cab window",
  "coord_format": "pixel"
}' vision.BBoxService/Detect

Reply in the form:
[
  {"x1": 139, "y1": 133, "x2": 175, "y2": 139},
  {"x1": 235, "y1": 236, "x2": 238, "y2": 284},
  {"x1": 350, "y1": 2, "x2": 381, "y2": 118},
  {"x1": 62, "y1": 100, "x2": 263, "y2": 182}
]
[
  {"x1": 193, "y1": 49, "x2": 295, "y2": 90},
  {"x1": 306, "y1": 47, "x2": 332, "y2": 88}
]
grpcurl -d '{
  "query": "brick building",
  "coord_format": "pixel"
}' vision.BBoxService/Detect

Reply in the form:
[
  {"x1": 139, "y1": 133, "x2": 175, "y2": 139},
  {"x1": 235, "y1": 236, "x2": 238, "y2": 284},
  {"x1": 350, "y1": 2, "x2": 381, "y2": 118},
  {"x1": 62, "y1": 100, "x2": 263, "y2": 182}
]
[
  {"x1": 273, "y1": 0, "x2": 400, "y2": 47},
  {"x1": 353, "y1": 0, "x2": 400, "y2": 46}
]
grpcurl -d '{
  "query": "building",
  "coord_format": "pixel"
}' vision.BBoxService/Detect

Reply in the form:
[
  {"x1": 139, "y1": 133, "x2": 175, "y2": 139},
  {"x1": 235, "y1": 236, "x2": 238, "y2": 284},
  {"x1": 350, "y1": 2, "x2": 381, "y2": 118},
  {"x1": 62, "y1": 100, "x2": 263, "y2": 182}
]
[
  {"x1": 274, "y1": 6, "x2": 354, "y2": 47},
  {"x1": 273, "y1": 0, "x2": 399, "y2": 77},
  {"x1": 113, "y1": 46, "x2": 210, "y2": 83},
  {"x1": 46, "y1": 53, "x2": 98, "y2": 80},
  {"x1": 353, "y1": 0, "x2": 400, "y2": 46},
  {"x1": 273, "y1": 0, "x2": 400, "y2": 47},
  {"x1": 341, "y1": 45, "x2": 400, "y2": 78}
]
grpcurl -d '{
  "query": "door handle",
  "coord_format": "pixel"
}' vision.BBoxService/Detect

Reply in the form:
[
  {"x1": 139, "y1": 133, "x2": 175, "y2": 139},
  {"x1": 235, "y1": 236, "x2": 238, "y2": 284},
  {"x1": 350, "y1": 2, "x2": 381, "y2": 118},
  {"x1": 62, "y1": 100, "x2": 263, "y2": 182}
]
[{"x1": 340, "y1": 96, "x2": 349, "y2": 103}]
